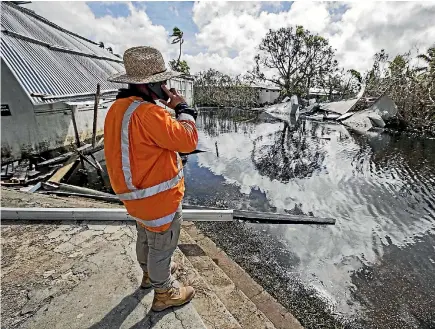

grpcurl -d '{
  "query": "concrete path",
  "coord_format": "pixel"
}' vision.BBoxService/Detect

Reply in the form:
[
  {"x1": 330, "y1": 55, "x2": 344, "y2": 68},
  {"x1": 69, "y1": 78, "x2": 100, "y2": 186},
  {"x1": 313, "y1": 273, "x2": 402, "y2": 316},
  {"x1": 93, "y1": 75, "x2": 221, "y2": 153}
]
[
  {"x1": 1, "y1": 220, "x2": 206, "y2": 329},
  {"x1": 1, "y1": 188, "x2": 302, "y2": 329}
]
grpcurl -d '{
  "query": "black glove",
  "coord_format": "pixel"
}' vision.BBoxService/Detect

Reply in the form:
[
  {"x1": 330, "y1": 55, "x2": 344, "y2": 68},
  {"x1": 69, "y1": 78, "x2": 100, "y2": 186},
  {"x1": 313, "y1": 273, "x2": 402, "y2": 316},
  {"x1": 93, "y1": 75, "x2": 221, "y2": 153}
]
[{"x1": 174, "y1": 102, "x2": 198, "y2": 121}]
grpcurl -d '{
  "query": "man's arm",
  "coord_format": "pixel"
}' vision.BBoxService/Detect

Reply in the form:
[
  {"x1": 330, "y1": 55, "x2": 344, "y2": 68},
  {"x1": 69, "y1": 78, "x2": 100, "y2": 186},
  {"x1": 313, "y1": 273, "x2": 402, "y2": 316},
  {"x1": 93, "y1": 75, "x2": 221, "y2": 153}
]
[{"x1": 140, "y1": 103, "x2": 198, "y2": 153}]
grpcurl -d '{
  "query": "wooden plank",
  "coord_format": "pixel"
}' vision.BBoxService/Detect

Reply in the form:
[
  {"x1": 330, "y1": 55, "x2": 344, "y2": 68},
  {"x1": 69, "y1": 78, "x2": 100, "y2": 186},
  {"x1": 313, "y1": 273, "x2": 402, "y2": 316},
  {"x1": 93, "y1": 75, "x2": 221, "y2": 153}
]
[
  {"x1": 97, "y1": 137, "x2": 104, "y2": 146},
  {"x1": 179, "y1": 149, "x2": 206, "y2": 156},
  {"x1": 36, "y1": 144, "x2": 91, "y2": 168},
  {"x1": 25, "y1": 168, "x2": 57, "y2": 184},
  {"x1": 19, "y1": 182, "x2": 42, "y2": 193},
  {"x1": 38, "y1": 191, "x2": 122, "y2": 203},
  {"x1": 82, "y1": 144, "x2": 104, "y2": 156},
  {"x1": 43, "y1": 182, "x2": 114, "y2": 198},
  {"x1": 92, "y1": 83, "x2": 101, "y2": 148},
  {"x1": 184, "y1": 205, "x2": 335, "y2": 225},
  {"x1": 70, "y1": 107, "x2": 81, "y2": 148},
  {"x1": 36, "y1": 152, "x2": 74, "y2": 167},
  {"x1": 233, "y1": 210, "x2": 335, "y2": 225},
  {"x1": 47, "y1": 155, "x2": 79, "y2": 183}
]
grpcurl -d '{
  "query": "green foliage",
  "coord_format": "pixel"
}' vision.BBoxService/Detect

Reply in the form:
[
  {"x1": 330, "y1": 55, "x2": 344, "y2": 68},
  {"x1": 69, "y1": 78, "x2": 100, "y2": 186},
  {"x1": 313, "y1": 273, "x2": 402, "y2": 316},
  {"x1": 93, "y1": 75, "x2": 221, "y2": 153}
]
[
  {"x1": 194, "y1": 69, "x2": 259, "y2": 108},
  {"x1": 170, "y1": 26, "x2": 190, "y2": 75},
  {"x1": 364, "y1": 46, "x2": 435, "y2": 134},
  {"x1": 249, "y1": 26, "x2": 337, "y2": 97},
  {"x1": 169, "y1": 59, "x2": 190, "y2": 75},
  {"x1": 171, "y1": 27, "x2": 183, "y2": 41}
]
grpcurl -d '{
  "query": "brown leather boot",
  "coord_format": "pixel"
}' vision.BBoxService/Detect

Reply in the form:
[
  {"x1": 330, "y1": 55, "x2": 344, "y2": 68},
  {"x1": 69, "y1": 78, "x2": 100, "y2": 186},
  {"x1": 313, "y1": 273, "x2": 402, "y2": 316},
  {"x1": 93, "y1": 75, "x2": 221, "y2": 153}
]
[
  {"x1": 141, "y1": 262, "x2": 179, "y2": 289},
  {"x1": 152, "y1": 283, "x2": 195, "y2": 312}
]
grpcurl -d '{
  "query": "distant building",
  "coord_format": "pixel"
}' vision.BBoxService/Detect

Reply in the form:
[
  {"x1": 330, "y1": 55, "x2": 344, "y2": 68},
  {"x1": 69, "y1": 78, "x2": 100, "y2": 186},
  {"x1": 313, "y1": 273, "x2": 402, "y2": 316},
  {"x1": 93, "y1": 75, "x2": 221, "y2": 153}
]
[
  {"x1": 250, "y1": 84, "x2": 281, "y2": 105},
  {"x1": 0, "y1": 1, "x2": 193, "y2": 162},
  {"x1": 307, "y1": 87, "x2": 340, "y2": 101}
]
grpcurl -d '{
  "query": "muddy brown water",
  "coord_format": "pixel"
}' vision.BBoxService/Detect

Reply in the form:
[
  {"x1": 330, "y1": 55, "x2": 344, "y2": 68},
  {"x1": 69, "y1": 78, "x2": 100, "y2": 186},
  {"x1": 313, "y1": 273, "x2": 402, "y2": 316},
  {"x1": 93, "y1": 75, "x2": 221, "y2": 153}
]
[{"x1": 72, "y1": 108, "x2": 435, "y2": 328}]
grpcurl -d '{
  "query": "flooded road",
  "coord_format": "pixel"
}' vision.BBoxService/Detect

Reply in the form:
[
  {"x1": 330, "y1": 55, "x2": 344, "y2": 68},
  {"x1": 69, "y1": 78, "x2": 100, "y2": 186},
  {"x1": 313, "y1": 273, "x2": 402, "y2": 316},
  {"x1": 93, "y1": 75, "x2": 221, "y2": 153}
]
[{"x1": 82, "y1": 108, "x2": 435, "y2": 328}]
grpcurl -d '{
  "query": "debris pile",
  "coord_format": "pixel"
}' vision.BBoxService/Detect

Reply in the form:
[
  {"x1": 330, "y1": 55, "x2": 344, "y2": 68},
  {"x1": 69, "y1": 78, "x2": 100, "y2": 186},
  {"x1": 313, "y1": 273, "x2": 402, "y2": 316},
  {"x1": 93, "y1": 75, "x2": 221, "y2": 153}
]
[
  {"x1": 1, "y1": 141, "x2": 107, "y2": 194},
  {"x1": 266, "y1": 85, "x2": 400, "y2": 135}
]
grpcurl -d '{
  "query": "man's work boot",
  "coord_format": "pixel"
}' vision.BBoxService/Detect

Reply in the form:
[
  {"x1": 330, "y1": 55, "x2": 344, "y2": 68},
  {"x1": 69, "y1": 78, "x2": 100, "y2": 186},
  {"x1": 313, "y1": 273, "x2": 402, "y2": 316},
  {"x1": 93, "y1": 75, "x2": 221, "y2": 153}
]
[
  {"x1": 152, "y1": 283, "x2": 195, "y2": 312},
  {"x1": 141, "y1": 262, "x2": 179, "y2": 289}
]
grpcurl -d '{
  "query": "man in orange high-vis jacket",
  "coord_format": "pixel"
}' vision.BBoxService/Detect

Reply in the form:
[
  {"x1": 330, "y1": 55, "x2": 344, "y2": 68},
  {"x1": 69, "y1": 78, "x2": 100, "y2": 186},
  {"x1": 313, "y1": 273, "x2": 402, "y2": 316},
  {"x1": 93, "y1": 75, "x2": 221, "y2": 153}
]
[{"x1": 105, "y1": 46, "x2": 198, "y2": 312}]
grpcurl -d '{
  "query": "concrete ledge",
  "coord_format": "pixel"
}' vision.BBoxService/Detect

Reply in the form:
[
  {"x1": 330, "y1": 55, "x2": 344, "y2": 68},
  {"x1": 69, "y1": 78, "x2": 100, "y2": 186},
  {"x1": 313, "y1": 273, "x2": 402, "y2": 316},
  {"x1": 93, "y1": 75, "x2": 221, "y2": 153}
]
[
  {"x1": 182, "y1": 222, "x2": 303, "y2": 329},
  {"x1": 173, "y1": 249, "x2": 241, "y2": 329}
]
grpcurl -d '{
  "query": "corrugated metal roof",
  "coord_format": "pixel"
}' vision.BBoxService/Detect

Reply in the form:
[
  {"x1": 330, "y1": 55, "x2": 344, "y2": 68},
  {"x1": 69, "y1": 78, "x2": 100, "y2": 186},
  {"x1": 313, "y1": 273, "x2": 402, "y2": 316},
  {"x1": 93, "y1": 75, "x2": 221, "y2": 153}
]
[{"x1": 0, "y1": 1, "x2": 125, "y2": 105}]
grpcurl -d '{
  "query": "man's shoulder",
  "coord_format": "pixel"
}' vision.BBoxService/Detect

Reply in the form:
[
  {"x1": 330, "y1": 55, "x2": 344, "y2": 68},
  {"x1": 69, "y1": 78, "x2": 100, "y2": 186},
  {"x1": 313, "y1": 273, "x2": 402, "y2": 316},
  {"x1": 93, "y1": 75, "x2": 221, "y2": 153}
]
[{"x1": 135, "y1": 101, "x2": 171, "y2": 120}]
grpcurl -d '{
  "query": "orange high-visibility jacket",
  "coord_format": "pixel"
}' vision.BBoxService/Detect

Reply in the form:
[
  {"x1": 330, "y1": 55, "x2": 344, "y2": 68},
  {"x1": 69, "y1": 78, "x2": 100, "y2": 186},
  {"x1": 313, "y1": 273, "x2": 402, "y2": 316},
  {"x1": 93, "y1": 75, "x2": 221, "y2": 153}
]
[{"x1": 104, "y1": 96, "x2": 198, "y2": 232}]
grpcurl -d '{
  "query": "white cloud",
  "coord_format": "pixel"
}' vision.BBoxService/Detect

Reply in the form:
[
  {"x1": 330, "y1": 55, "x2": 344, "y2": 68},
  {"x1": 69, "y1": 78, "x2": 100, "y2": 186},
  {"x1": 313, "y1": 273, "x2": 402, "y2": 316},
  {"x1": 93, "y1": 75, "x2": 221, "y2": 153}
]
[
  {"x1": 187, "y1": 1, "x2": 435, "y2": 76},
  {"x1": 25, "y1": 1, "x2": 435, "y2": 78},
  {"x1": 325, "y1": 2, "x2": 435, "y2": 72}
]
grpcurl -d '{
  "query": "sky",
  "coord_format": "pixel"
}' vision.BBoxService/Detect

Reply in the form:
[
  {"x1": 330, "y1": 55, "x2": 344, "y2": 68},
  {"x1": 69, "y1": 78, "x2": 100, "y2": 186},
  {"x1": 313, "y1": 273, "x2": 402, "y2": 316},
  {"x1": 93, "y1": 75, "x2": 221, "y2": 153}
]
[{"x1": 25, "y1": 1, "x2": 435, "y2": 77}]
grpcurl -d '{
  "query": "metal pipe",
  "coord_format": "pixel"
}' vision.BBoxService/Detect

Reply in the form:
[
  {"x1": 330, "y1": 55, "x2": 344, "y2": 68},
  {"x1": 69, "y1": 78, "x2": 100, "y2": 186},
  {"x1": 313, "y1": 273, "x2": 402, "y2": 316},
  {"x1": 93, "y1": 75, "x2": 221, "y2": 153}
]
[
  {"x1": 1, "y1": 207, "x2": 335, "y2": 224},
  {"x1": 1, "y1": 208, "x2": 234, "y2": 222}
]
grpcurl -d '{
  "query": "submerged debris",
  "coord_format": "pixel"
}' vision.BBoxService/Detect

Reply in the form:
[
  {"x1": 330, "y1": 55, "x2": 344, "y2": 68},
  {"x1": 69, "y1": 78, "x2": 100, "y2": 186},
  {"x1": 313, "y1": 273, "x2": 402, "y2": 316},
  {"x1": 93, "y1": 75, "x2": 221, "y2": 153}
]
[{"x1": 268, "y1": 85, "x2": 400, "y2": 135}]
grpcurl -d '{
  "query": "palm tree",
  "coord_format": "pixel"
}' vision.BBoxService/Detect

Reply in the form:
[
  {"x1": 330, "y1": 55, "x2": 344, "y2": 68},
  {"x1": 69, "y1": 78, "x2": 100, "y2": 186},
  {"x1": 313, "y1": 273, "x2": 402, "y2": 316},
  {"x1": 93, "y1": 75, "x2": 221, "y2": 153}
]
[
  {"x1": 170, "y1": 27, "x2": 184, "y2": 66},
  {"x1": 99, "y1": 41, "x2": 105, "y2": 48},
  {"x1": 107, "y1": 47, "x2": 113, "y2": 54},
  {"x1": 415, "y1": 46, "x2": 435, "y2": 75}
]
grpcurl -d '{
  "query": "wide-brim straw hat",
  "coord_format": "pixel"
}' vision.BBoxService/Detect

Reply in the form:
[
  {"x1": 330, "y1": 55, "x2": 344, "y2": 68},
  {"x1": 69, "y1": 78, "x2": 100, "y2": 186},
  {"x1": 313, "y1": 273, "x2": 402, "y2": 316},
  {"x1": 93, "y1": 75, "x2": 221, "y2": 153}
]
[{"x1": 108, "y1": 46, "x2": 182, "y2": 84}]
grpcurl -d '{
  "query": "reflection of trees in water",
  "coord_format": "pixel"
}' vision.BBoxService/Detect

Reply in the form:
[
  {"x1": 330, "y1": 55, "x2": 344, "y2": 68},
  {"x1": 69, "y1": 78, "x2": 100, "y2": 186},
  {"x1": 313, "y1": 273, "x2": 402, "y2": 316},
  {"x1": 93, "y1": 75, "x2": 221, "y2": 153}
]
[
  {"x1": 198, "y1": 108, "x2": 258, "y2": 137},
  {"x1": 252, "y1": 120, "x2": 328, "y2": 182}
]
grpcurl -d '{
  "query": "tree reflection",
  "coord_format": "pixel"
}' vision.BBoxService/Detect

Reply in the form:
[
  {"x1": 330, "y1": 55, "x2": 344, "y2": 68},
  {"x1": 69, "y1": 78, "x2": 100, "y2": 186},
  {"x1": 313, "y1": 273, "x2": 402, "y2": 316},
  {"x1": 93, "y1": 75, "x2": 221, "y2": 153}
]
[
  {"x1": 198, "y1": 108, "x2": 258, "y2": 137},
  {"x1": 251, "y1": 120, "x2": 328, "y2": 182}
]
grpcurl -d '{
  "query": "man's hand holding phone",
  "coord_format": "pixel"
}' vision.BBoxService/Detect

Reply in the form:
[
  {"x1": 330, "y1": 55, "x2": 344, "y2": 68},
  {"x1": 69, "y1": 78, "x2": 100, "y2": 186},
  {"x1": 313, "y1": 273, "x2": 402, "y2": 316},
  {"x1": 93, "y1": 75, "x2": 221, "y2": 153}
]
[{"x1": 160, "y1": 85, "x2": 186, "y2": 110}]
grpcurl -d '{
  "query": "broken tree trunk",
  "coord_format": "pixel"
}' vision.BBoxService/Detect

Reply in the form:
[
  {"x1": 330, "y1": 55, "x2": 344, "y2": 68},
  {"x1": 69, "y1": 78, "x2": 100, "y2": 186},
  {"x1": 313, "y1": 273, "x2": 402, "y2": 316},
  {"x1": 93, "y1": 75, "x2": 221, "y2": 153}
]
[{"x1": 92, "y1": 84, "x2": 101, "y2": 148}]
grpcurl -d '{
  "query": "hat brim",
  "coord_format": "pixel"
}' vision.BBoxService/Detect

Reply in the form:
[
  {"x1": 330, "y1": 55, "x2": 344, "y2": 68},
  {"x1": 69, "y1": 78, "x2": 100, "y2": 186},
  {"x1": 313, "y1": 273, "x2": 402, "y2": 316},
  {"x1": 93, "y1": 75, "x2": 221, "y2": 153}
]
[{"x1": 107, "y1": 70, "x2": 183, "y2": 84}]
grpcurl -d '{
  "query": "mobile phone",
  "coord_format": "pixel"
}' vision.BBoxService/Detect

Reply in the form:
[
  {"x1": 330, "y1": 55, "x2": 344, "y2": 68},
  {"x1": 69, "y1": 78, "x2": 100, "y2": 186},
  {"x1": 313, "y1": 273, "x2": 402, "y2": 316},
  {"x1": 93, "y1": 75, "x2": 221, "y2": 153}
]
[{"x1": 148, "y1": 81, "x2": 168, "y2": 101}]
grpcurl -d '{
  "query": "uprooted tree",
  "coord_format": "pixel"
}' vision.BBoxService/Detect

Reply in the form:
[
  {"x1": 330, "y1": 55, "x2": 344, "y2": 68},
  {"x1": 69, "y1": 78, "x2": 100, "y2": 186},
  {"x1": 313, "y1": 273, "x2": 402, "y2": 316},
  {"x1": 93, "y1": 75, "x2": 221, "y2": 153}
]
[{"x1": 194, "y1": 69, "x2": 259, "y2": 108}]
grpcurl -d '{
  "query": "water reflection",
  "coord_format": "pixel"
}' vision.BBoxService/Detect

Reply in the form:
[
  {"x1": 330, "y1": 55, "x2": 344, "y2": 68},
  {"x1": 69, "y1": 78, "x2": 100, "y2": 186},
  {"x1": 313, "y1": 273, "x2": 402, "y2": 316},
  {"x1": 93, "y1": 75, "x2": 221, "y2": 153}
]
[
  {"x1": 189, "y1": 108, "x2": 435, "y2": 324},
  {"x1": 252, "y1": 121, "x2": 328, "y2": 181}
]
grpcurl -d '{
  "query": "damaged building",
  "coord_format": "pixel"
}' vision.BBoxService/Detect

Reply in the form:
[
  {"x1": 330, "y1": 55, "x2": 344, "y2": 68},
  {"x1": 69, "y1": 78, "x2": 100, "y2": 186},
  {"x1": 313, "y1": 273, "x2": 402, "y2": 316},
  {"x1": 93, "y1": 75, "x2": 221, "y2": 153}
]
[{"x1": 1, "y1": 1, "x2": 193, "y2": 163}]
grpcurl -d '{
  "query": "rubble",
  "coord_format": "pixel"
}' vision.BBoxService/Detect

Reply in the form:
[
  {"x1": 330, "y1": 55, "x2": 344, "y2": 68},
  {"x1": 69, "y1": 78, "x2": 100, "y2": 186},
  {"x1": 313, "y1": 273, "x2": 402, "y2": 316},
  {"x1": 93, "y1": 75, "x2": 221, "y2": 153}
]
[{"x1": 269, "y1": 84, "x2": 400, "y2": 136}]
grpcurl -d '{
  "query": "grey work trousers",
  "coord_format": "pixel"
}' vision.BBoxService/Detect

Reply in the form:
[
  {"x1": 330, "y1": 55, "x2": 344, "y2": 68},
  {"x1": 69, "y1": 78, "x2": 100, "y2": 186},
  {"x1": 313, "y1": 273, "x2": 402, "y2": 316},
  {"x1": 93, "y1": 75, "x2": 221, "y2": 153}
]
[{"x1": 136, "y1": 206, "x2": 182, "y2": 289}]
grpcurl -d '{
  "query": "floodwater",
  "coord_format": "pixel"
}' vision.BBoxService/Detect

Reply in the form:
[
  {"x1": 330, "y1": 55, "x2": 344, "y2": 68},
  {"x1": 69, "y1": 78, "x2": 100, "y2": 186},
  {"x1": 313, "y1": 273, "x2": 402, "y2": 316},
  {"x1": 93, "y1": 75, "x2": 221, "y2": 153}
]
[{"x1": 82, "y1": 108, "x2": 435, "y2": 328}]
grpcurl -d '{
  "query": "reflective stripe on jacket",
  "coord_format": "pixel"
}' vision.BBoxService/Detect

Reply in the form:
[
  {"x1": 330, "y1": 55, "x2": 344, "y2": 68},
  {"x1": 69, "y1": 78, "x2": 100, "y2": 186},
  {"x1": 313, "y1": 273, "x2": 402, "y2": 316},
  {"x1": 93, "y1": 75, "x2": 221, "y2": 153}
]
[{"x1": 104, "y1": 96, "x2": 198, "y2": 232}]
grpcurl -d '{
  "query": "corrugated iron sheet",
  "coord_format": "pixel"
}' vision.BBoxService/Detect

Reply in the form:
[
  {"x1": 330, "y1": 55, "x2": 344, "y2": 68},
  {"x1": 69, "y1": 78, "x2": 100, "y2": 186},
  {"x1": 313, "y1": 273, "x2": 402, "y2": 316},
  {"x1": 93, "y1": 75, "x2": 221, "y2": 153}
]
[{"x1": 0, "y1": 2, "x2": 125, "y2": 104}]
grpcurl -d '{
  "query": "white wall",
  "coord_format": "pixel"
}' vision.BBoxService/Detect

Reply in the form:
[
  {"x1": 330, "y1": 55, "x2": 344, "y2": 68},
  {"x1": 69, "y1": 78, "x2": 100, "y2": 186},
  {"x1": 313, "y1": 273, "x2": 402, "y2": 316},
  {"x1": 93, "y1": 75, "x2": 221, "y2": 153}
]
[
  {"x1": 1, "y1": 60, "x2": 111, "y2": 162},
  {"x1": 1, "y1": 60, "x2": 40, "y2": 161},
  {"x1": 167, "y1": 78, "x2": 194, "y2": 106},
  {"x1": 33, "y1": 101, "x2": 111, "y2": 153},
  {"x1": 258, "y1": 88, "x2": 280, "y2": 105}
]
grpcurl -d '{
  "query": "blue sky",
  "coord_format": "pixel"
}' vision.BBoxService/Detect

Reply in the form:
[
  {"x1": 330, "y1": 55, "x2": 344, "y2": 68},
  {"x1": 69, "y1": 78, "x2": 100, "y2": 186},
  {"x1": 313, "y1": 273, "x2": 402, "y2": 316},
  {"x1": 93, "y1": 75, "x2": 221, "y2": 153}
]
[{"x1": 86, "y1": 1, "x2": 293, "y2": 56}]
